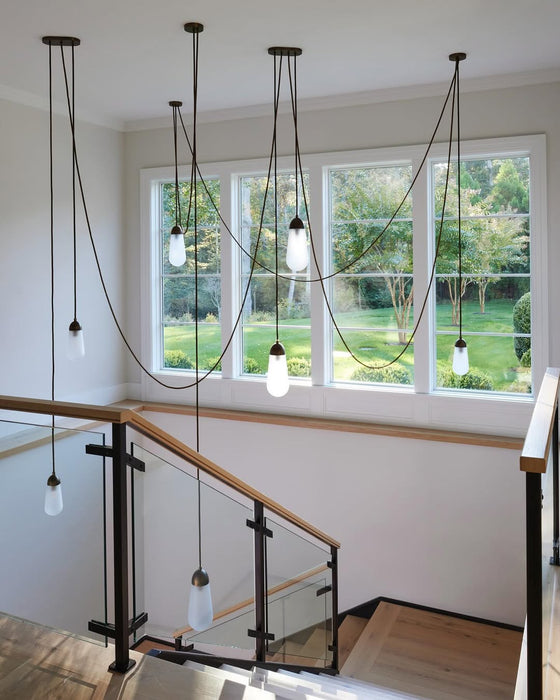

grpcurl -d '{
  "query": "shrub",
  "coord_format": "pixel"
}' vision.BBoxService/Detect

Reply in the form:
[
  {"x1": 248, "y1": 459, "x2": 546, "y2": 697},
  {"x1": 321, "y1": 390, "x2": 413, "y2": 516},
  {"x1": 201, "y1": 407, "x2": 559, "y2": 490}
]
[
  {"x1": 351, "y1": 364, "x2": 412, "y2": 385},
  {"x1": 520, "y1": 348, "x2": 531, "y2": 368},
  {"x1": 163, "y1": 350, "x2": 194, "y2": 369},
  {"x1": 243, "y1": 357, "x2": 263, "y2": 375},
  {"x1": 164, "y1": 311, "x2": 193, "y2": 324},
  {"x1": 437, "y1": 363, "x2": 494, "y2": 391},
  {"x1": 277, "y1": 299, "x2": 309, "y2": 320},
  {"x1": 202, "y1": 356, "x2": 222, "y2": 372},
  {"x1": 204, "y1": 312, "x2": 218, "y2": 324},
  {"x1": 513, "y1": 292, "x2": 531, "y2": 360},
  {"x1": 287, "y1": 357, "x2": 311, "y2": 377},
  {"x1": 248, "y1": 310, "x2": 275, "y2": 324}
]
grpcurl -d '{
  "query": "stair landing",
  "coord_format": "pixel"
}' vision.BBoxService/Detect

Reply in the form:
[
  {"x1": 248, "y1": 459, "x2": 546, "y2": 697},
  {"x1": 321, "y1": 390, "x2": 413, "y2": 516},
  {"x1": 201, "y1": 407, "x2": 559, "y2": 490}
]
[{"x1": 341, "y1": 601, "x2": 522, "y2": 700}]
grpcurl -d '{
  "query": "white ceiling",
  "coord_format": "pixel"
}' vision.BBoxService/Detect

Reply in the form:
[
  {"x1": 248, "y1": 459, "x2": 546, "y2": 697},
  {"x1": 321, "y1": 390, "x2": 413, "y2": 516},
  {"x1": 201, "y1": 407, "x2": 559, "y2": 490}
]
[{"x1": 1, "y1": 0, "x2": 560, "y2": 130}]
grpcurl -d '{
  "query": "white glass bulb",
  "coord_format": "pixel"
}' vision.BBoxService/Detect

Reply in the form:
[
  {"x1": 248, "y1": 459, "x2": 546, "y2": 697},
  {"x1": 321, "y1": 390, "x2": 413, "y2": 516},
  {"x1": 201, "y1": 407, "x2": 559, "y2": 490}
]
[
  {"x1": 45, "y1": 481, "x2": 63, "y2": 517},
  {"x1": 452, "y1": 341, "x2": 469, "y2": 376},
  {"x1": 267, "y1": 343, "x2": 289, "y2": 397},
  {"x1": 286, "y1": 225, "x2": 308, "y2": 272},
  {"x1": 169, "y1": 231, "x2": 186, "y2": 267},
  {"x1": 188, "y1": 580, "x2": 213, "y2": 632},
  {"x1": 67, "y1": 328, "x2": 85, "y2": 360}
]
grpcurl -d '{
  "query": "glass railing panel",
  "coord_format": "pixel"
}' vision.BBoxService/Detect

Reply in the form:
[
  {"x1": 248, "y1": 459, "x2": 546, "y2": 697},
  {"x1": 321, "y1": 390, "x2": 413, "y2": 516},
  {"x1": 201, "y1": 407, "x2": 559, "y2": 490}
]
[
  {"x1": 265, "y1": 578, "x2": 332, "y2": 666},
  {"x1": 131, "y1": 442, "x2": 255, "y2": 653},
  {"x1": 0, "y1": 418, "x2": 107, "y2": 645},
  {"x1": 181, "y1": 607, "x2": 256, "y2": 657},
  {"x1": 264, "y1": 512, "x2": 333, "y2": 666}
]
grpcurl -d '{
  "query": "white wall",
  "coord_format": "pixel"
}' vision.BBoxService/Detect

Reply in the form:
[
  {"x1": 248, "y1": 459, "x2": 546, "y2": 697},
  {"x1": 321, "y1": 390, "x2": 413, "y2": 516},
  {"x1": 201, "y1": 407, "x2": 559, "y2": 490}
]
[
  {"x1": 0, "y1": 98, "x2": 127, "y2": 405},
  {"x1": 124, "y1": 80, "x2": 560, "y2": 393},
  {"x1": 0, "y1": 427, "x2": 107, "y2": 640},
  {"x1": 141, "y1": 410, "x2": 525, "y2": 627},
  {"x1": 119, "y1": 82, "x2": 555, "y2": 629}
]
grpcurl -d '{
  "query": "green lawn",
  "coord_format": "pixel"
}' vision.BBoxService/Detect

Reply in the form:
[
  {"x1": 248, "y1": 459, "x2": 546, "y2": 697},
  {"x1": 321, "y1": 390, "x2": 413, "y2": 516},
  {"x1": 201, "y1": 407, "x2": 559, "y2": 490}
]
[{"x1": 163, "y1": 298, "x2": 530, "y2": 392}]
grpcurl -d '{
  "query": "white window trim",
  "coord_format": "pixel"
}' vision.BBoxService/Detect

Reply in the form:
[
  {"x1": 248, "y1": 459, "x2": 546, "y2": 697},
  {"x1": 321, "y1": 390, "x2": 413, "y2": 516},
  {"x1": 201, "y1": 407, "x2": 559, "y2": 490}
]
[{"x1": 139, "y1": 134, "x2": 547, "y2": 437}]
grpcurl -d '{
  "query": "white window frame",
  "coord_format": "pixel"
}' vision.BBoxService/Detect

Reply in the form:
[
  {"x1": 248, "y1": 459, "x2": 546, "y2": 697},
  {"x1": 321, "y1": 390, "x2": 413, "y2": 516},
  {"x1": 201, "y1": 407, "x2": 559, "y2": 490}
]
[{"x1": 139, "y1": 134, "x2": 547, "y2": 436}]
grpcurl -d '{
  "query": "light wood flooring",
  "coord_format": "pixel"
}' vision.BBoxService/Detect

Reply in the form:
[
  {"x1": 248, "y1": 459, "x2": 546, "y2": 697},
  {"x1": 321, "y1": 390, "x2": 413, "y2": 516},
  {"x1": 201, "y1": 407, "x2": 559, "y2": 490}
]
[
  {"x1": 0, "y1": 604, "x2": 524, "y2": 699},
  {"x1": 340, "y1": 602, "x2": 522, "y2": 700}
]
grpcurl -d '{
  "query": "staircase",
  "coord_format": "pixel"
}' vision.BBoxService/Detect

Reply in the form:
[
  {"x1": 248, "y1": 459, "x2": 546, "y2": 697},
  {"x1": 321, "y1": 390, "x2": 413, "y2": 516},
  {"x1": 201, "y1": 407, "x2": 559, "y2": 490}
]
[{"x1": 142, "y1": 600, "x2": 522, "y2": 699}]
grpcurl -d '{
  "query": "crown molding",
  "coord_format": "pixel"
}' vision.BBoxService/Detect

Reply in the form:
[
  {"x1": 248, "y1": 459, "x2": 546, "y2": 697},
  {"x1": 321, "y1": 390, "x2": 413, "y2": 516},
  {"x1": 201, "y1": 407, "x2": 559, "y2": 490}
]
[
  {"x1": 2, "y1": 66, "x2": 559, "y2": 134},
  {"x1": 124, "y1": 67, "x2": 560, "y2": 133},
  {"x1": 0, "y1": 83, "x2": 124, "y2": 131}
]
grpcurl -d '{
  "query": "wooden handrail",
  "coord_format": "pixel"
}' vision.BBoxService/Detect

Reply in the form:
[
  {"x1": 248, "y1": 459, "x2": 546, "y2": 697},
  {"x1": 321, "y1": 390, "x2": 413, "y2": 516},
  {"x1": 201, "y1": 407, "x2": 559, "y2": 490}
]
[
  {"x1": 173, "y1": 563, "x2": 329, "y2": 639},
  {"x1": 140, "y1": 401, "x2": 524, "y2": 451},
  {"x1": 0, "y1": 394, "x2": 339, "y2": 548},
  {"x1": 0, "y1": 395, "x2": 133, "y2": 424},
  {"x1": 520, "y1": 368, "x2": 560, "y2": 474},
  {"x1": 127, "y1": 412, "x2": 339, "y2": 548}
]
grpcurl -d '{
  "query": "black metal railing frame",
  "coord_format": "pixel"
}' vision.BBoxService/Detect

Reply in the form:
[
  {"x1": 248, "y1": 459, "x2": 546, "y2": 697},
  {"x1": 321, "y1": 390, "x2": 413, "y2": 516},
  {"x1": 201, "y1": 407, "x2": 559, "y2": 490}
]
[
  {"x1": 525, "y1": 403, "x2": 559, "y2": 698},
  {"x1": 87, "y1": 420, "x2": 339, "y2": 673}
]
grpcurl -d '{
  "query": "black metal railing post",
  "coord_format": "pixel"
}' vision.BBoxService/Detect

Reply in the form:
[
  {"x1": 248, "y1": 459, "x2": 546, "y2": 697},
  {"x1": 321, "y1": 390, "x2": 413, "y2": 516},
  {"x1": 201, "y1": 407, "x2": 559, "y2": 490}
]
[
  {"x1": 247, "y1": 500, "x2": 275, "y2": 661},
  {"x1": 551, "y1": 406, "x2": 559, "y2": 567},
  {"x1": 253, "y1": 500, "x2": 267, "y2": 662},
  {"x1": 330, "y1": 545, "x2": 339, "y2": 671},
  {"x1": 526, "y1": 470, "x2": 543, "y2": 699},
  {"x1": 110, "y1": 422, "x2": 135, "y2": 673}
]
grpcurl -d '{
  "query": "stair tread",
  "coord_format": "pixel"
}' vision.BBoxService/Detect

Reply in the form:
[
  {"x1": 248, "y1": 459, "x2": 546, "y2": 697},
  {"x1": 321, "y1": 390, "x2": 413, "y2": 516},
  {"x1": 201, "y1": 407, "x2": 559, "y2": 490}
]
[
  {"x1": 338, "y1": 615, "x2": 369, "y2": 667},
  {"x1": 341, "y1": 601, "x2": 522, "y2": 700}
]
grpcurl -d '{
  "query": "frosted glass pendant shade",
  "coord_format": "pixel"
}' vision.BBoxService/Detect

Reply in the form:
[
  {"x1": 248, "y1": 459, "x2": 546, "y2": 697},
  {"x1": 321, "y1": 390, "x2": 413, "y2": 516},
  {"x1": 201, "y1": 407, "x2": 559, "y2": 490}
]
[
  {"x1": 45, "y1": 474, "x2": 63, "y2": 516},
  {"x1": 169, "y1": 226, "x2": 186, "y2": 267},
  {"x1": 286, "y1": 217, "x2": 308, "y2": 272},
  {"x1": 266, "y1": 342, "x2": 289, "y2": 397},
  {"x1": 188, "y1": 568, "x2": 213, "y2": 631},
  {"x1": 452, "y1": 338, "x2": 469, "y2": 376},
  {"x1": 68, "y1": 320, "x2": 85, "y2": 360}
]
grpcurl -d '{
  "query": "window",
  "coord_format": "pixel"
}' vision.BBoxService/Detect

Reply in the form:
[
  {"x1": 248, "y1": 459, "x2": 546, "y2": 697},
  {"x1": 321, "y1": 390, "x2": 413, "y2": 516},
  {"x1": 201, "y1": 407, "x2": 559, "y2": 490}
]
[
  {"x1": 239, "y1": 172, "x2": 311, "y2": 378},
  {"x1": 160, "y1": 178, "x2": 221, "y2": 372},
  {"x1": 141, "y1": 135, "x2": 546, "y2": 433},
  {"x1": 432, "y1": 156, "x2": 531, "y2": 394},
  {"x1": 328, "y1": 164, "x2": 414, "y2": 385}
]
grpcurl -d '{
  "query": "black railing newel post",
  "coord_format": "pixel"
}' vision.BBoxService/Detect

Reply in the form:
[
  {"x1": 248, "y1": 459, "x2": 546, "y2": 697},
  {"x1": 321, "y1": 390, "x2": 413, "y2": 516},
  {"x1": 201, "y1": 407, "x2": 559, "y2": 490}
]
[
  {"x1": 253, "y1": 500, "x2": 267, "y2": 662},
  {"x1": 110, "y1": 422, "x2": 136, "y2": 673},
  {"x1": 526, "y1": 471, "x2": 543, "y2": 699},
  {"x1": 330, "y1": 545, "x2": 339, "y2": 671},
  {"x1": 551, "y1": 406, "x2": 560, "y2": 567}
]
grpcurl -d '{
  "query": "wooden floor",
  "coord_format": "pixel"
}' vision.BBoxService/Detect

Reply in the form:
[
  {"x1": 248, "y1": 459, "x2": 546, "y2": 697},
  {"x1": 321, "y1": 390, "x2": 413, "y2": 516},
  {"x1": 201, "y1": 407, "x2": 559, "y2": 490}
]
[{"x1": 340, "y1": 602, "x2": 522, "y2": 700}]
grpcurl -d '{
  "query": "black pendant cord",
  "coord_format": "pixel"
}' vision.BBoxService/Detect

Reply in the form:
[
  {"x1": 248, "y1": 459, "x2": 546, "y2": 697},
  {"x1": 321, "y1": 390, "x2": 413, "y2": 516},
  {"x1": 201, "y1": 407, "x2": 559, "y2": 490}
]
[
  {"x1": 456, "y1": 59, "x2": 463, "y2": 341},
  {"x1": 273, "y1": 54, "x2": 282, "y2": 343},
  {"x1": 289, "y1": 55, "x2": 299, "y2": 218},
  {"x1": 172, "y1": 105, "x2": 182, "y2": 227},
  {"x1": 48, "y1": 43, "x2": 56, "y2": 476},
  {"x1": 71, "y1": 44, "x2": 78, "y2": 324},
  {"x1": 58, "y1": 47, "x2": 272, "y2": 393},
  {"x1": 300, "y1": 73, "x2": 458, "y2": 370},
  {"x1": 181, "y1": 69, "x2": 457, "y2": 285},
  {"x1": 192, "y1": 27, "x2": 202, "y2": 570}
]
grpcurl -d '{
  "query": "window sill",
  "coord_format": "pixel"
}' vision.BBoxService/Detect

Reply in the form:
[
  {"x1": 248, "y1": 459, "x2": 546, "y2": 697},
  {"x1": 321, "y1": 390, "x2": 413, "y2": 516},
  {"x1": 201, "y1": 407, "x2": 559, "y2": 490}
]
[{"x1": 141, "y1": 371, "x2": 534, "y2": 438}]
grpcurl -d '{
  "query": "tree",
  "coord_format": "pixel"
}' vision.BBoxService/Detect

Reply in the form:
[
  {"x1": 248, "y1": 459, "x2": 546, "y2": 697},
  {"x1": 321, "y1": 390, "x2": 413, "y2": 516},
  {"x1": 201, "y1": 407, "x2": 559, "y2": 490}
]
[
  {"x1": 433, "y1": 159, "x2": 529, "y2": 316},
  {"x1": 331, "y1": 166, "x2": 413, "y2": 344}
]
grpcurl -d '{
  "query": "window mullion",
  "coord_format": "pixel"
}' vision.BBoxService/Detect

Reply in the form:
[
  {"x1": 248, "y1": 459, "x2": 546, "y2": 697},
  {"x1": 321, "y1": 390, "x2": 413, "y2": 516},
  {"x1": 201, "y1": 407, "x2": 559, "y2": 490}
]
[
  {"x1": 309, "y1": 163, "x2": 328, "y2": 387},
  {"x1": 220, "y1": 170, "x2": 236, "y2": 379},
  {"x1": 412, "y1": 153, "x2": 432, "y2": 394}
]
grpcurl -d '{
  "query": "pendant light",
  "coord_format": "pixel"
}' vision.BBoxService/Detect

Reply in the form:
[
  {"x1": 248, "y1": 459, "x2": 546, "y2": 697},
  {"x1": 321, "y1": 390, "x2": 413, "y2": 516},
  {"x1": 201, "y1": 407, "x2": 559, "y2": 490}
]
[
  {"x1": 65, "y1": 40, "x2": 85, "y2": 359},
  {"x1": 42, "y1": 37, "x2": 79, "y2": 516},
  {"x1": 184, "y1": 21, "x2": 213, "y2": 632},
  {"x1": 266, "y1": 49, "x2": 290, "y2": 397},
  {"x1": 450, "y1": 53, "x2": 469, "y2": 376},
  {"x1": 169, "y1": 100, "x2": 187, "y2": 267},
  {"x1": 285, "y1": 48, "x2": 308, "y2": 273}
]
